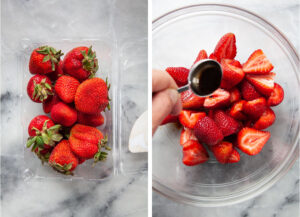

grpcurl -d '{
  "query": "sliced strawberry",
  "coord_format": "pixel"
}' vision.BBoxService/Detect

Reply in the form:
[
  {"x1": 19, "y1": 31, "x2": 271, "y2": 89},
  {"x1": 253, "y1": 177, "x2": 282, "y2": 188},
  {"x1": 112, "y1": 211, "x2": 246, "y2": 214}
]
[
  {"x1": 240, "y1": 80, "x2": 262, "y2": 101},
  {"x1": 253, "y1": 107, "x2": 276, "y2": 130},
  {"x1": 228, "y1": 149, "x2": 240, "y2": 163},
  {"x1": 231, "y1": 60, "x2": 242, "y2": 68},
  {"x1": 181, "y1": 89, "x2": 205, "y2": 109},
  {"x1": 229, "y1": 100, "x2": 247, "y2": 121},
  {"x1": 204, "y1": 88, "x2": 230, "y2": 109},
  {"x1": 180, "y1": 128, "x2": 197, "y2": 146},
  {"x1": 165, "y1": 67, "x2": 189, "y2": 87},
  {"x1": 229, "y1": 88, "x2": 241, "y2": 103},
  {"x1": 161, "y1": 114, "x2": 178, "y2": 125},
  {"x1": 237, "y1": 127, "x2": 270, "y2": 155},
  {"x1": 211, "y1": 141, "x2": 233, "y2": 164},
  {"x1": 243, "y1": 97, "x2": 267, "y2": 119},
  {"x1": 193, "y1": 49, "x2": 208, "y2": 64},
  {"x1": 267, "y1": 83, "x2": 284, "y2": 106},
  {"x1": 213, "y1": 33, "x2": 237, "y2": 61},
  {"x1": 209, "y1": 53, "x2": 219, "y2": 62},
  {"x1": 213, "y1": 110, "x2": 240, "y2": 136},
  {"x1": 194, "y1": 116, "x2": 224, "y2": 146},
  {"x1": 182, "y1": 140, "x2": 209, "y2": 166},
  {"x1": 221, "y1": 59, "x2": 245, "y2": 86},
  {"x1": 221, "y1": 79, "x2": 234, "y2": 90},
  {"x1": 246, "y1": 72, "x2": 275, "y2": 96},
  {"x1": 179, "y1": 110, "x2": 206, "y2": 129},
  {"x1": 242, "y1": 49, "x2": 274, "y2": 74}
]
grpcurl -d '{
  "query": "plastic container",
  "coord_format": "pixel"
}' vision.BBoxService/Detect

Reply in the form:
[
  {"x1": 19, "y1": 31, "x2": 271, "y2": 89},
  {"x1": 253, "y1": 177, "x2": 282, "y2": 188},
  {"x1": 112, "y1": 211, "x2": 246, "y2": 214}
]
[{"x1": 152, "y1": 4, "x2": 300, "y2": 206}]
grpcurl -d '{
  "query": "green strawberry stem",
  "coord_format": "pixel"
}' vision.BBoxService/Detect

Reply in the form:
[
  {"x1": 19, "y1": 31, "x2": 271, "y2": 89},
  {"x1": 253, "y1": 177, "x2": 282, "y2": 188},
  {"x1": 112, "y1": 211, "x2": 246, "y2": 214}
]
[
  {"x1": 93, "y1": 135, "x2": 110, "y2": 166},
  {"x1": 37, "y1": 46, "x2": 63, "y2": 71},
  {"x1": 49, "y1": 162, "x2": 73, "y2": 175},
  {"x1": 32, "y1": 78, "x2": 53, "y2": 102},
  {"x1": 105, "y1": 77, "x2": 111, "y2": 111},
  {"x1": 81, "y1": 46, "x2": 99, "y2": 77}
]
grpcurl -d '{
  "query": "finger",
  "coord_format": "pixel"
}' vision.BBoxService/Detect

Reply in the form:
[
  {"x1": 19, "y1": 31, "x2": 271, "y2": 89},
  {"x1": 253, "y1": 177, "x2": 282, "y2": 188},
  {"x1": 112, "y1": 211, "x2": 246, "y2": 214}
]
[
  {"x1": 152, "y1": 69, "x2": 178, "y2": 93},
  {"x1": 170, "y1": 97, "x2": 182, "y2": 116},
  {"x1": 152, "y1": 88, "x2": 180, "y2": 134}
]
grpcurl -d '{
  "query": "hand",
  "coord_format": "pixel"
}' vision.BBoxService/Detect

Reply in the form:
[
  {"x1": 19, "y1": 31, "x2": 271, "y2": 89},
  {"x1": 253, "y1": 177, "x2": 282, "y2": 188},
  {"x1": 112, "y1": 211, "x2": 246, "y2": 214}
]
[{"x1": 152, "y1": 69, "x2": 182, "y2": 135}]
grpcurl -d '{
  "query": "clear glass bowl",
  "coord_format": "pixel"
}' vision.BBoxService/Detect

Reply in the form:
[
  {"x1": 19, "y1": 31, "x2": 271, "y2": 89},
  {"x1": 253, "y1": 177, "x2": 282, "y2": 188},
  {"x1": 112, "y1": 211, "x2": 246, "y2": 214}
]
[{"x1": 152, "y1": 4, "x2": 300, "y2": 206}]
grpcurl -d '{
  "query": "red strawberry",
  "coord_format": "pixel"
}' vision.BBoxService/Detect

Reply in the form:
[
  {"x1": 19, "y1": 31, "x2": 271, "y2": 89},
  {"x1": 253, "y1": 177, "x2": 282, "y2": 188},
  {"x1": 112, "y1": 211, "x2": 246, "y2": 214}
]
[
  {"x1": 267, "y1": 83, "x2": 284, "y2": 106},
  {"x1": 181, "y1": 89, "x2": 205, "y2": 109},
  {"x1": 180, "y1": 128, "x2": 197, "y2": 146},
  {"x1": 48, "y1": 61, "x2": 64, "y2": 81},
  {"x1": 29, "y1": 46, "x2": 63, "y2": 75},
  {"x1": 213, "y1": 33, "x2": 237, "y2": 61},
  {"x1": 229, "y1": 88, "x2": 241, "y2": 103},
  {"x1": 193, "y1": 49, "x2": 208, "y2": 64},
  {"x1": 194, "y1": 116, "x2": 224, "y2": 146},
  {"x1": 75, "y1": 77, "x2": 110, "y2": 114},
  {"x1": 242, "y1": 49, "x2": 273, "y2": 74},
  {"x1": 229, "y1": 100, "x2": 247, "y2": 121},
  {"x1": 243, "y1": 97, "x2": 267, "y2": 119},
  {"x1": 203, "y1": 88, "x2": 230, "y2": 109},
  {"x1": 49, "y1": 140, "x2": 79, "y2": 175},
  {"x1": 211, "y1": 141, "x2": 233, "y2": 164},
  {"x1": 43, "y1": 94, "x2": 61, "y2": 113},
  {"x1": 240, "y1": 80, "x2": 262, "y2": 101},
  {"x1": 51, "y1": 102, "x2": 77, "y2": 127},
  {"x1": 228, "y1": 149, "x2": 240, "y2": 163},
  {"x1": 253, "y1": 107, "x2": 276, "y2": 130},
  {"x1": 182, "y1": 140, "x2": 209, "y2": 166},
  {"x1": 179, "y1": 110, "x2": 206, "y2": 129},
  {"x1": 246, "y1": 72, "x2": 275, "y2": 96},
  {"x1": 213, "y1": 110, "x2": 240, "y2": 136},
  {"x1": 77, "y1": 112, "x2": 105, "y2": 127},
  {"x1": 63, "y1": 46, "x2": 98, "y2": 81},
  {"x1": 209, "y1": 53, "x2": 219, "y2": 62},
  {"x1": 27, "y1": 75, "x2": 53, "y2": 103},
  {"x1": 220, "y1": 79, "x2": 234, "y2": 90},
  {"x1": 161, "y1": 114, "x2": 178, "y2": 125},
  {"x1": 221, "y1": 59, "x2": 245, "y2": 86},
  {"x1": 165, "y1": 67, "x2": 189, "y2": 87},
  {"x1": 231, "y1": 60, "x2": 242, "y2": 68},
  {"x1": 55, "y1": 75, "x2": 80, "y2": 103},
  {"x1": 237, "y1": 127, "x2": 270, "y2": 155}
]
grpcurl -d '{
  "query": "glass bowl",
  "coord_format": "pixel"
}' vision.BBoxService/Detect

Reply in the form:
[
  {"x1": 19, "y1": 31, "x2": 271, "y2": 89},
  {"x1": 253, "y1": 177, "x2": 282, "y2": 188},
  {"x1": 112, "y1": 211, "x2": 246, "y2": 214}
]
[{"x1": 152, "y1": 4, "x2": 300, "y2": 206}]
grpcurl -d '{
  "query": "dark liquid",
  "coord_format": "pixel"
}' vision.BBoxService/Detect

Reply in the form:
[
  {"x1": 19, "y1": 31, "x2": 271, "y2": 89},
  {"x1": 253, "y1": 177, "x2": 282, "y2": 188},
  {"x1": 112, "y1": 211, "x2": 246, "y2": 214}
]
[{"x1": 190, "y1": 63, "x2": 222, "y2": 96}]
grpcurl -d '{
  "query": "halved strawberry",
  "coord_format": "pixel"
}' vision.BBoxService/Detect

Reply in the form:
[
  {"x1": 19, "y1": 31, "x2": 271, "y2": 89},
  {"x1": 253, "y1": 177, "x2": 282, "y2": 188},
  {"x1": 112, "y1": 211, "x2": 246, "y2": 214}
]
[
  {"x1": 267, "y1": 83, "x2": 284, "y2": 106},
  {"x1": 213, "y1": 110, "x2": 240, "y2": 136},
  {"x1": 182, "y1": 140, "x2": 209, "y2": 166},
  {"x1": 165, "y1": 67, "x2": 189, "y2": 87},
  {"x1": 161, "y1": 114, "x2": 178, "y2": 125},
  {"x1": 242, "y1": 49, "x2": 274, "y2": 74},
  {"x1": 243, "y1": 97, "x2": 267, "y2": 119},
  {"x1": 211, "y1": 141, "x2": 233, "y2": 164},
  {"x1": 203, "y1": 88, "x2": 230, "y2": 109},
  {"x1": 229, "y1": 100, "x2": 247, "y2": 121},
  {"x1": 180, "y1": 128, "x2": 197, "y2": 146},
  {"x1": 229, "y1": 88, "x2": 241, "y2": 103},
  {"x1": 179, "y1": 110, "x2": 206, "y2": 129},
  {"x1": 240, "y1": 80, "x2": 262, "y2": 101},
  {"x1": 213, "y1": 33, "x2": 237, "y2": 61},
  {"x1": 221, "y1": 59, "x2": 245, "y2": 87},
  {"x1": 209, "y1": 53, "x2": 219, "y2": 62},
  {"x1": 231, "y1": 60, "x2": 242, "y2": 68},
  {"x1": 237, "y1": 127, "x2": 270, "y2": 155},
  {"x1": 181, "y1": 89, "x2": 205, "y2": 109},
  {"x1": 228, "y1": 149, "x2": 240, "y2": 163},
  {"x1": 193, "y1": 49, "x2": 208, "y2": 64},
  {"x1": 253, "y1": 107, "x2": 276, "y2": 130},
  {"x1": 246, "y1": 72, "x2": 275, "y2": 96}
]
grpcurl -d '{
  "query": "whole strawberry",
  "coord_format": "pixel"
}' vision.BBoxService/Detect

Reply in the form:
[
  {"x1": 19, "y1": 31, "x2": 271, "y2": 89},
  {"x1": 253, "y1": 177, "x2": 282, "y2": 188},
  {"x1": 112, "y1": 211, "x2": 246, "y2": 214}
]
[
  {"x1": 49, "y1": 140, "x2": 79, "y2": 175},
  {"x1": 29, "y1": 46, "x2": 63, "y2": 75},
  {"x1": 55, "y1": 75, "x2": 80, "y2": 103},
  {"x1": 77, "y1": 112, "x2": 105, "y2": 127},
  {"x1": 43, "y1": 94, "x2": 61, "y2": 113},
  {"x1": 75, "y1": 77, "x2": 110, "y2": 114},
  {"x1": 51, "y1": 102, "x2": 77, "y2": 127},
  {"x1": 63, "y1": 46, "x2": 98, "y2": 81},
  {"x1": 27, "y1": 75, "x2": 53, "y2": 103}
]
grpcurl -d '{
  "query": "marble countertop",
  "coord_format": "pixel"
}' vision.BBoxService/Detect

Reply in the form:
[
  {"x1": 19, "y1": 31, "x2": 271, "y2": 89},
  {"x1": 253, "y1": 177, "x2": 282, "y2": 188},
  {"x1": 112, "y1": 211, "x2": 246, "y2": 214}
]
[
  {"x1": 152, "y1": 1, "x2": 299, "y2": 217},
  {"x1": 1, "y1": 0, "x2": 147, "y2": 217}
]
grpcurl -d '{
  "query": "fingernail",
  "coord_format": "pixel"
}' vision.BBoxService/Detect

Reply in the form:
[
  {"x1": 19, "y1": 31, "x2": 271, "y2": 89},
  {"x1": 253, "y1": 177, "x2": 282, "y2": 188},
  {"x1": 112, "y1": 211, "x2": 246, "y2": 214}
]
[{"x1": 167, "y1": 88, "x2": 180, "y2": 105}]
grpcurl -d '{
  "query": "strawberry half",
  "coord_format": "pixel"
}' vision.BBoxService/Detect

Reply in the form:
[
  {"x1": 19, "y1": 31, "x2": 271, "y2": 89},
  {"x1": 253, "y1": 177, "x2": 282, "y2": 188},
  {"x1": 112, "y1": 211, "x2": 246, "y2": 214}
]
[
  {"x1": 229, "y1": 100, "x2": 247, "y2": 121},
  {"x1": 182, "y1": 140, "x2": 209, "y2": 166},
  {"x1": 242, "y1": 49, "x2": 274, "y2": 74},
  {"x1": 267, "y1": 83, "x2": 284, "y2": 106},
  {"x1": 209, "y1": 53, "x2": 219, "y2": 62},
  {"x1": 193, "y1": 49, "x2": 208, "y2": 64},
  {"x1": 194, "y1": 116, "x2": 224, "y2": 146},
  {"x1": 253, "y1": 107, "x2": 276, "y2": 130},
  {"x1": 228, "y1": 149, "x2": 240, "y2": 163},
  {"x1": 221, "y1": 59, "x2": 245, "y2": 87},
  {"x1": 180, "y1": 128, "x2": 197, "y2": 146},
  {"x1": 240, "y1": 80, "x2": 262, "y2": 101},
  {"x1": 211, "y1": 141, "x2": 233, "y2": 164},
  {"x1": 213, "y1": 33, "x2": 237, "y2": 61},
  {"x1": 204, "y1": 88, "x2": 230, "y2": 109},
  {"x1": 181, "y1": 89, "x2": 205, "y2": 109},
  {"x1": 161, "y1": 114, "x2": 178, "y2": 125},
  {"x1": 179, "y1": 110, "x2": 206, "y2": 129},
  {"x1": 237, "y1": 127, "x2": 270, "y2": 155},
  {"x1": 243, "y1": 97, "x2": 267, "y2": 119},
  {"x1": 213, "y1": 110, "x2": 240, "y2": 136},
  {"x1": 229, "y1": 88, "x2": 241, "y2": 103},
  {"x1": 246, "y1": 72, "x2": 275, "y2": 96},
  {"x1": 165, "y1": 67, "x2": 189, "y2": 87}
]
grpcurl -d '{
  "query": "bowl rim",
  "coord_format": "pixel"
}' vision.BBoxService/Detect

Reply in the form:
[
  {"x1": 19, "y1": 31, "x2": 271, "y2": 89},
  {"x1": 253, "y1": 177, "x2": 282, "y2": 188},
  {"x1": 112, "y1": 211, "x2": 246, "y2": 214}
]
[{"x1": 152, "y1": 3, "x2": 300, "y2": 207}]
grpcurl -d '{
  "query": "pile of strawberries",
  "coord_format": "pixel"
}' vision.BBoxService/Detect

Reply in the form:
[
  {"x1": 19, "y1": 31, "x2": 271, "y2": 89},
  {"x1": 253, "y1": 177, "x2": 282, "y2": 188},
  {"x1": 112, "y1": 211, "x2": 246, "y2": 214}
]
[
  {"x1": 26, "y1": 45, "x2": 110, "y2": 175},
  {"x1": 162, "y1": 33, "x2": 284, "y2": 166}
]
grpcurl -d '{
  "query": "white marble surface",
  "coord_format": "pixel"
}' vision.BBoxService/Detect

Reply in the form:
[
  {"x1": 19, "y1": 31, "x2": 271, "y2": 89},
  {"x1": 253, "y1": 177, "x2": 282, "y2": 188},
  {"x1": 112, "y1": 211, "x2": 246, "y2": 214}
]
[
  {"x1": 1, "y1": 0, "x2": 147, "y2": 216},
  {"x1": 152, "y1": 1, "x2": 300, "y2": 217}
]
